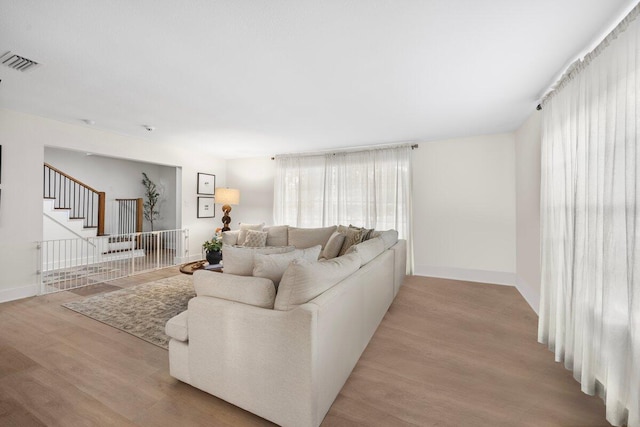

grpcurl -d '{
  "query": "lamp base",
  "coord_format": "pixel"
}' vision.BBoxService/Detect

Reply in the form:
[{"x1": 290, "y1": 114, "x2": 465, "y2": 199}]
[{"x1": 221, "y1": 205, "x2": 232, "y2": 232}]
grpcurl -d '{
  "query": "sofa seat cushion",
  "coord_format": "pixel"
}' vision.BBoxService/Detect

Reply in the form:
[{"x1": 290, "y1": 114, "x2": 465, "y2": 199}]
[
  {"x1": 222, "y1": 245, "x2": 295, "y2": 276},
  {"x1": 274, "y1": 252, "x2": 361, "y2": 311},
  {"x1": 253, "y1": 245, "x2": 322, "y2": 289},
  {"x1": 345, "y1": 237, "x2": 385, "y2": 266},
  {"x1": 166, "y1": 310, "x2": 189, "y2": 342},
  {"x1": 288, "y1": 225, "x2": 337, "y2": 249},
  {"x1": 193, "y1": 270, "x2": 276, "y2": 308}
]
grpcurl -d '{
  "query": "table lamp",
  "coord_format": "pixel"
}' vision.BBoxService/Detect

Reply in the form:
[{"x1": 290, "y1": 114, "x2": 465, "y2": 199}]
[{"x1": 215, "y1": 188, "x2": 240, "y2": 231}]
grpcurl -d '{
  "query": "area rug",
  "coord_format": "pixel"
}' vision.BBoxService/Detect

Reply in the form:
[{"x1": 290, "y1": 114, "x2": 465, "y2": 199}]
[{"x1": 62, "y1": 275, "x2": 195, "y2": 349}]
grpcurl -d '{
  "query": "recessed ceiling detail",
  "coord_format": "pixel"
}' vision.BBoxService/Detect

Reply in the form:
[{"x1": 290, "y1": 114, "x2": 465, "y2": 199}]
[{"x1": 0, "y1": 51, "x2": 39, "y2": 72}]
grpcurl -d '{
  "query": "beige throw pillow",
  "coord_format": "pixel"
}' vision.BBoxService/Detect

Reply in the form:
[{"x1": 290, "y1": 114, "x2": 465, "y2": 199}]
[
  {"x1": 338, "y1": 227, "x2": 362, "y2": 256},
  {"x1": 243, "y1": 230, "x2": 268, "y2": 247},
  {"x1": 253, "y1": 245, "x2": 322, "y2": 289},
  {"x1": 274, "y1": 253, "x2": 361, "y2": 311},
  {"x1": 237, "y1": 222, "x2": 265, "y2": 246},
  {"x1": 321, "y1": 231, "x2": 346, "y2": 259},
  {"x1": 222, "y1": 245, "x2": 295, "y2": 276}
]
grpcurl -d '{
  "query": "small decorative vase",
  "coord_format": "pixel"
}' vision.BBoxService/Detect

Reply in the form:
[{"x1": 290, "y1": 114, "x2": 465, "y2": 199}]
[{"x1": 206, "y1": 250, "x2": 222, "y2": 265}]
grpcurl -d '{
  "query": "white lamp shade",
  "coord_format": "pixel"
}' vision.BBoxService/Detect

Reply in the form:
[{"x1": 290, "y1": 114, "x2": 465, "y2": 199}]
[{"x1": 215, "y1": 188, "x2": 240, "y2": 205}]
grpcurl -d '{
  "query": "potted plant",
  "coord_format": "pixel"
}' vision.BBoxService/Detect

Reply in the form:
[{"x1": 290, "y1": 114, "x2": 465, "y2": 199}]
[
  {"x1": 141, "y1": 172, "x2": 161, "y2": 231},
  {"x1": 141, "y1": 172, "x2": 163, "y2": 251},
  {"x1": 203, "y1": 229, "x2": 223, "y2": 265}
]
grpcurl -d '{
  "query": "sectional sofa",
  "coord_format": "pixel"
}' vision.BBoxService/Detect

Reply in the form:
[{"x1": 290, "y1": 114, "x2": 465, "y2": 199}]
[{"x1": 166, "y1": 225, "x2": 407, "y2": 427}]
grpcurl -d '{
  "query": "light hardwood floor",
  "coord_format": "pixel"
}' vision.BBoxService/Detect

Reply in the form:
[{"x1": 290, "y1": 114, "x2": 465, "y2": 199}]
[{"x1": 0, "y1": 270, "x2": 609, "y2": 426}]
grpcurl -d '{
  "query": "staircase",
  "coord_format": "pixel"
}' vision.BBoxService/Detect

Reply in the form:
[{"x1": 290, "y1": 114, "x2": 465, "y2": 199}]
[{"x1": 42, "y1": 164, "x2": 146, "y2": 269}]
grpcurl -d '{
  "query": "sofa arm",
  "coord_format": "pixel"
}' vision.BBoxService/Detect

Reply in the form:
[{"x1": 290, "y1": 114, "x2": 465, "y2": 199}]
[
  {"x1": 193, "y1": 270, "x2": 275, "y2": 309},
  {"x1": 187, "y1": 296, "x2": 319, "y2": 427}
]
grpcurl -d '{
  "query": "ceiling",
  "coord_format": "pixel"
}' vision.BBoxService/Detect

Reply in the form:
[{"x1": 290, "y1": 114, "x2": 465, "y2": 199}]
[{"x1": 0, "y1": 1, "x2": 637, "y2": 158}]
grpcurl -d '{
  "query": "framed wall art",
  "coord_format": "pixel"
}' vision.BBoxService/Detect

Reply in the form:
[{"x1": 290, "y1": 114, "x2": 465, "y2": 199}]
[
  {"x1": 197, "y1": 196, "x2": 215, "y2": 218},
  {"x1": 197, "y1": 173, "x2": 215, "y2": 195}
]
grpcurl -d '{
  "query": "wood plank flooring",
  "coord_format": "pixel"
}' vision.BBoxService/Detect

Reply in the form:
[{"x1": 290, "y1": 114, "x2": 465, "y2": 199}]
[{"x1": 0, "y1": 270, "x2": 609, "y2": 426}]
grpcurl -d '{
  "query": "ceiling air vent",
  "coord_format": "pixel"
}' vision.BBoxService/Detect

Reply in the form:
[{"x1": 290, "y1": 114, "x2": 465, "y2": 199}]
[{"x1": 0, "y1": 51, "x2": 39, "y2": 72}]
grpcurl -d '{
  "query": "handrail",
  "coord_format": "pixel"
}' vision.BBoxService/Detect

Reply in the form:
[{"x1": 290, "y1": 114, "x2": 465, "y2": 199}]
[
  {"x1": 44, "y1": 163, "x2": 101, "y2": 194},
  {"x1": 43, "y1": 163, "x2": 105, "y2": 236}
]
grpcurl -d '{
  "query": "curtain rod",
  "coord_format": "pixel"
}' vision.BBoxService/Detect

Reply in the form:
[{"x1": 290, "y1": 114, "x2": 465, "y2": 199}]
[
  {"x1": 271, "y1": 143, "x2": 418, "y2": 160},
  {"x1": 538, "y1": 2, "x2": 640, "y2": 110}
]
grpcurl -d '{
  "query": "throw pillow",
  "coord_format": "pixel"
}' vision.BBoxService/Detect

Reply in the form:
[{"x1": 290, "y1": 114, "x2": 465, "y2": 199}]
[
  {"x1": 321, "y1": 231, "x2": 346, "y2": 259},
  {"x1": 349, "y1": 224, "x2": 375, "y2": 242},
  {"x1": 274, "y1": 253, "x2": 361, "y2": 311},
  {"x1": 338, "y1": 227, "x2": 362, "y2": 256},
  {"x1": 222, "y1": 245, "x2": 295, "y2": 276},
  {"x1": 288, "y1": 225, "x2": 337, "y2": 249},
  {"x1": 237, "y1": 222, "x2": 265, "y2": 246},
  {"x1": 253, "y1": 245, "x2": 322, "y2": 289},
  {"x1": 243, "y1": 230, "x2": 268, "y2": 247}
]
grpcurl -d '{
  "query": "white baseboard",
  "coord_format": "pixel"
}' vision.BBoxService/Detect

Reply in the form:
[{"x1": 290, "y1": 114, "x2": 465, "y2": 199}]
[
  {"x1": 516, "y1": 276, "x2": 540, "y2": 315},
  {"x1": 0, "y1": 284, "x2": 38, "y2": 303},
  {"x1": 413, "y1": 265, "x2": 516, "y2": 286}
]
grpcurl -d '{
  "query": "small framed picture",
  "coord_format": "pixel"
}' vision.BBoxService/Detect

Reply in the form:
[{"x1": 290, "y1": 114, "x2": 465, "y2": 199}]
[
  {"x1": 197, "y1": 173, "x2": 215, "y2": 195},
  {"x1": 197, "y1": 197, "x2": 215, "y2": 218}
]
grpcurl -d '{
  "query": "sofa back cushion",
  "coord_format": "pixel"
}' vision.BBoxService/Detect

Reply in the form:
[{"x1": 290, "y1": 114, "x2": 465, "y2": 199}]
[
  {"x1": 288, "y1": 225, "x2": 337, "y2": 249},
  {"x1": 265, "y1": 225, "x2": 289, "y2": 247},
  {"x1": 370, "y1": 229, "x2": 399, "y2": 250},
  {"x1": 222, "y1": 245, "x2": 295, "y2": 276},
  {"x1": 193, "y1": 270, "x2": 276, "y2": 309},
  {"x1": 274, "y1": 252, "x2": 361, "y2": 311},
  {"x1": 253, "y1": 245, "x2": 322, "y2": 289},
  {"x1": 345, "y1": 237, "x2": 385, "y2": 266}
]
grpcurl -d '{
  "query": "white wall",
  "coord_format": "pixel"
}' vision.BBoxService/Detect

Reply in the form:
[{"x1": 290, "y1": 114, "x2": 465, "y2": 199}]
[
  {"x1": 225, "y1": 157, "x2": 276, "y2": 227},
  {"x1": 412, "y1": 133, "x2": 517, "y2": 285},
  {"x1": 44, "y1": 147, "x2": 177, "y2": 232},
  {"x1": 515, "y1": 112, "x2": 542, "y2": 313},
  {"x1": 0, "y1": 108, "x2": 225, "y2": 302}
]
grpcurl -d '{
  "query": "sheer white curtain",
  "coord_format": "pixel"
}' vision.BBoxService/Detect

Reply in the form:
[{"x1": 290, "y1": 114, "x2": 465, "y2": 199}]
[
  {"x1": 274, "y1": 145, "x2": 413, "y2": 268},
  {"x1": 539, "y1": 7, "x2": 640, "y2": 427}
]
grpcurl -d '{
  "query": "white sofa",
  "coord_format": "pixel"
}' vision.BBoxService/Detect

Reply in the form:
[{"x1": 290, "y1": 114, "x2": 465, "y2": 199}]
[{"x1": 166, "y1": 225, "x2": 406, "y2": 427}]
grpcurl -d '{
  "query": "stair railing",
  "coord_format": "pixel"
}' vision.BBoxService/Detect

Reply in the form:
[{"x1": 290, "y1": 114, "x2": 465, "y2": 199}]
[
  {"x1": 115, "y1": 198, "x2": 143, "y2": 234},
  {"x1": 43, "y1": 163, "x2": 105, "y2": 236}
]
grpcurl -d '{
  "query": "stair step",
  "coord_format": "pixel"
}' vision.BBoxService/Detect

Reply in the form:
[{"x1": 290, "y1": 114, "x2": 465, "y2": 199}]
[
  {"x1": 103, "y1": 249, "x2": 137, "y2": 254},
  {"x1": 54, "y1": 207, "x2": 71, "y2": 211},
  {"x1": 44, "y1": 197, "x2": 56, "y2": 200},
  {"x1": 69, "y1": 216, "x2": 86, "y2": 220}
]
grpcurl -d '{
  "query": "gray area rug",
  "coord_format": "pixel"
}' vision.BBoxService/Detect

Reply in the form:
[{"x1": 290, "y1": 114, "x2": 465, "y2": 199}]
[{"x1": 62, "y1": 275, "x2": 195, "y2": 349}]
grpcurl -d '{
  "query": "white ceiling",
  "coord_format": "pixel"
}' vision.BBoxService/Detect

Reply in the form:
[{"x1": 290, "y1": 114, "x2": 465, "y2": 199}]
[{"x1": 0, "y1": 0, "x2": 637, "y2": 158}]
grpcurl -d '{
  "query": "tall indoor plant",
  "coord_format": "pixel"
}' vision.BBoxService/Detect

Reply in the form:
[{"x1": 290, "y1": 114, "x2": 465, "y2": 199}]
[{"x1": 141, "y1": 172, "x2": 160, "y2": 231}]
